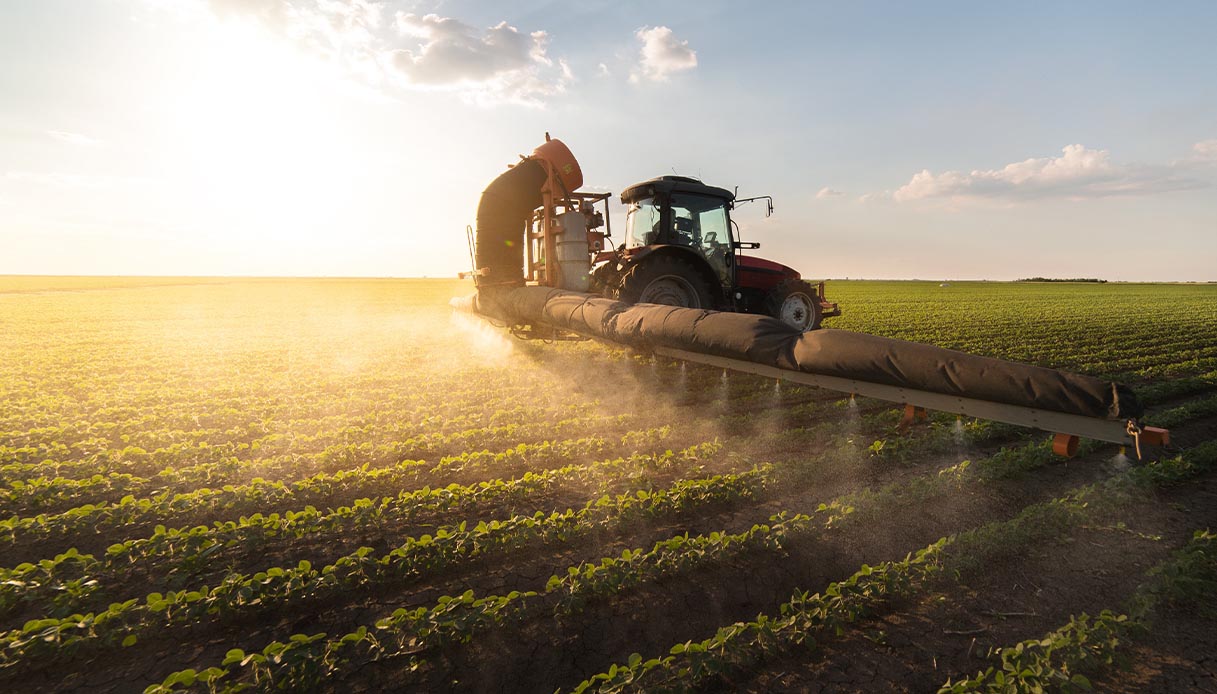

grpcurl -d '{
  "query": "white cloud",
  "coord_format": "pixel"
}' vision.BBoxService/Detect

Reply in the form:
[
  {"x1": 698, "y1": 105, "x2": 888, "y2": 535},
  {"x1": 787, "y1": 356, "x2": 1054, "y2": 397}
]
[
  {"x1": 201, "y1": 1, "x2": 569, "y2": 105},
  {"x1": 857, "y1": 191, "x2": 889, "y2": 204},
  {"x1": 815, "y1": 187, "x2": 844, "y2": 199},
  {"x1": 386, "y1": 14, "x2": 569, "y2": 105},
  {"x1": 892, "y1": 144, "x2": 1206, "y2": 203},
  {"x1": 46, "y1": 130, "x2": 102, "y2": 147},
  {"x1": 630, "y1": 26, "x2": 697, "y2": 83},
  {"x1": 598, "y1": 62, "x2": 610, "y2": 77},
  {"x1": 1194, "y1": 139, "x2": 1217, "y2": 161},
  {"x1": 392, "y1": 15, "x2": 535, "y2": 82},
  {"x1": 382, "y1": 13, "x2": 567, "y2": 104}
]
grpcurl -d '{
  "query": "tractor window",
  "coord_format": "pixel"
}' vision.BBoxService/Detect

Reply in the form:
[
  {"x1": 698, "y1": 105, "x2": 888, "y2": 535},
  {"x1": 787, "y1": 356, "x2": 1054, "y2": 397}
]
[
  {"x1": 624, "y1": 197, "x2": 661, "y2": 248},
  {"x1": 671, "y1": 194, "x2": 731, "y2": 283}
]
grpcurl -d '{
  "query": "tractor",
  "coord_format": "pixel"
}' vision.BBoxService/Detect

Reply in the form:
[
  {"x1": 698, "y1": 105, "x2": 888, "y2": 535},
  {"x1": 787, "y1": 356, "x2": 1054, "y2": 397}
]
[
  {"x1": 467, "y1": 136, "x2": 840, "y2": 332},
  {"x1": 590, "y1": 175, "x2": 840, "y2": 331}
]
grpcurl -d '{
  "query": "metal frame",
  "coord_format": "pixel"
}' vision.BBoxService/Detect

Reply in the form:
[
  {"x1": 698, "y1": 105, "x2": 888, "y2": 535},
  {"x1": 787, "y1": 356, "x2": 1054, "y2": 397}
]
[
  {"x1": 525, "y1": 162, "x2": 612, "y2": 286},
  {"x1": 651, "y1": 345, "x2": 1140, "y2": 447}
]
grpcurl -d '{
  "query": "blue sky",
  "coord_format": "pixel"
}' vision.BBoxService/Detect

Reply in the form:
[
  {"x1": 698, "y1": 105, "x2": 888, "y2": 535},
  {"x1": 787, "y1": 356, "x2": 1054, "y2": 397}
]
[{"x1": 1, "y1": 0, "x2": 1215, "y2": 280}]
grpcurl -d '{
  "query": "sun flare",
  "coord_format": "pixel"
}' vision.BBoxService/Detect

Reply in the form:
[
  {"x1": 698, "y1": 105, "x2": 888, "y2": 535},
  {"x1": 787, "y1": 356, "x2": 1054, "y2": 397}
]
[{"x1": 160, "y1": 18, "x2": 363, "y2": 244}]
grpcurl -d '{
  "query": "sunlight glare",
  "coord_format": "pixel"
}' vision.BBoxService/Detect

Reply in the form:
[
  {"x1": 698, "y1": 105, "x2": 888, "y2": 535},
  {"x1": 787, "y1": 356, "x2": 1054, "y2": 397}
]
[{"x1": 163, "y1": 17, "x2": 364, "y2": 246}]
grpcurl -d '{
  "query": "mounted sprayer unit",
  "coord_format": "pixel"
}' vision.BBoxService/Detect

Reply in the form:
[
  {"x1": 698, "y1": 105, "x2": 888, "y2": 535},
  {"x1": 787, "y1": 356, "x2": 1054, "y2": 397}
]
[
  {"x1": 457, "y1": 136, "x2": 1171, "y2": 459},
  {"x1": 465, "y1": 134, "x2": 611, "y2": 294}
]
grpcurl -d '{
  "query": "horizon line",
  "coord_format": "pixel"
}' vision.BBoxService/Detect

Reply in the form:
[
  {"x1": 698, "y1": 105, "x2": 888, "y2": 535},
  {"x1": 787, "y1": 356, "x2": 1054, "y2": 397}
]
[{"x1": 1, "y1": 273, "x2": 1213, "y2": 284}]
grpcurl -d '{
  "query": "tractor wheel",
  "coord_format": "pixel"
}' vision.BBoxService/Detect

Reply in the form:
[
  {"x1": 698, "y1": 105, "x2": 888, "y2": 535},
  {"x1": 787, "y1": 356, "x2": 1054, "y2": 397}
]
[
  {"x1": 617, "y1": 256, "x2": 714, "y2": 309},
  {"x1": 765, "y1": 279, "x2": 823, "y2": 331}
]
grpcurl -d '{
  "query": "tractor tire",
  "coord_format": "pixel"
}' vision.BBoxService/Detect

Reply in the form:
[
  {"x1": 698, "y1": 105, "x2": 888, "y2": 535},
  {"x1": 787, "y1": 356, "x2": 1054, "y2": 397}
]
[
  {"x1": 765, "y1": 279, "x2": 823, "y2": 331},
  {"x1": 617, "y1": 256, "x2": 714, "y2": 309}
]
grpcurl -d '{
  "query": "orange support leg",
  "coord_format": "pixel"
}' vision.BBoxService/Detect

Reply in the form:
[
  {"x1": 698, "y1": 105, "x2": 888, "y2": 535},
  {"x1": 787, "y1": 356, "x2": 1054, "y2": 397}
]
[
  {"x1": 1052, "y1": 433, "x2": 1080, "y2": 458},
  {"x1": 899, "y1": 404, "x2": 929, "y2": 430}
]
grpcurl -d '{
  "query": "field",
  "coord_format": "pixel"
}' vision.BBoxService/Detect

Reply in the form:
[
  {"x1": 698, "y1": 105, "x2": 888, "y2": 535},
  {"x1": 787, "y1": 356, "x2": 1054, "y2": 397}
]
[{"x1": 2, "y1": 276, "x2": 1216, "y2": 693}]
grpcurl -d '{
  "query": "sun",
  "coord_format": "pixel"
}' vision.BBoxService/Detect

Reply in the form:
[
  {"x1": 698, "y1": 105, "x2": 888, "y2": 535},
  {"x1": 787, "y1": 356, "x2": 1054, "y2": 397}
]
[{"x1": 160, "y1": 15, "x2": 364, "y2": 247}]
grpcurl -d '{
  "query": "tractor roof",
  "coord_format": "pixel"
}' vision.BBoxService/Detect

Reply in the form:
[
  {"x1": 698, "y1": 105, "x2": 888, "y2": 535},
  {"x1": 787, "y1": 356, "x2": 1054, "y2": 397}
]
[{"x1": 621, "y1": 176, "x2": 735, "y2": 204}]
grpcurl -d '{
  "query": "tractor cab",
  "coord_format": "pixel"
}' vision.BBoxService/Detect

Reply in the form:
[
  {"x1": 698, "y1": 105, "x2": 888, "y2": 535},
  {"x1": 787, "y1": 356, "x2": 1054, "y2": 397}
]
[
  {"x1": 622, "y1": 176, "x2": 735, "y2": 288},
  {"x1": 594, "y1": 175, "x2": 840, "y2": 331}
]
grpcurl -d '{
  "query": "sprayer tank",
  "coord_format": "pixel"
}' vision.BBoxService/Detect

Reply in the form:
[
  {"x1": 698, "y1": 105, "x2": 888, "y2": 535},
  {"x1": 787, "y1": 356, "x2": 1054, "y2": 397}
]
[{"x1": 554, "y1": 211, "x2": 591, "y2": 291}]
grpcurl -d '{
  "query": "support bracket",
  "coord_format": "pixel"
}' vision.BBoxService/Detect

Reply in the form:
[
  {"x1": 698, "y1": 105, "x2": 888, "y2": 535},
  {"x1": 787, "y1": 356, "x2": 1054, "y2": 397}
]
[
  {"x1": 1052, "y1": 433, "x2": 1080, "y2": 458},
  {"x1": 899, "y1": 404, "x2": 929, "y2": 431}
]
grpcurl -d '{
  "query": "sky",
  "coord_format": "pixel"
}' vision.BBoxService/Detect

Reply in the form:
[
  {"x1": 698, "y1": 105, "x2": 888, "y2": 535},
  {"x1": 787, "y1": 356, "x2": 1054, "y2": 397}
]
[{"x1": 1, "y1": 0, "x2": 1215, "y2": 281}]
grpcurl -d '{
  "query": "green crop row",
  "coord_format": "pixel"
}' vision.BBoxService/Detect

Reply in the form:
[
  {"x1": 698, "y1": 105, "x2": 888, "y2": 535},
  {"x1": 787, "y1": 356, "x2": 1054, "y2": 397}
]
[
  {"x1": 137, "y1": 506, "x2": 811, "y2": 693},
  {"x1": 572, "y1": 540, "x2": 952, "y2": 694},
  {"x1": 125, "y1": 434, "x2": 1189, "y2": 693},
  {"x1": 567, "y1": 441, "x2": 1217, "y2": 693},
  {"x1": 0, "y1": 389, "x2": 1017, "y2": 620},
  {"x1": 1, "y1": 415, "x2": 999, "y2": 680},
  {"x1": 0, "y1": 427, "x2": 652, "y2": 517},
  {"x1": 0, "y1": 431, "x2": 698, "y2": 552},
  {"x1": 152, "y1": 439, "x2": 1206, "y2": 694},
  {"x1": 0, "y1": 442, "x2": 724, "y2": 623},
  {"x1": 1143, "y1": 392, "x2": 1217, "y2": 429},
  {"x1": 0, "y1": 377, "x2": 594, "y2": 460},
  {"x1": 550, "y1": 511, "x2": 813, "y2": 611},
  {"x1": 141, "y1": 588, "x2": 536, "y2": 694},
  {"x1": 11, "y1": 382, "x2": 1212, "y2": 631},
  {"x1": 13, "y1": 385, "x2": 1204, "y2": 637},
  {"x1": 941, "y1": 528, "x2": 1217, "y2": 693},
  {"x1": 0, "y1": 411, "x2": 636, "y2": 509},
  {"x1": 0, "y1": 464, "x2": 767, "y2": 675}
]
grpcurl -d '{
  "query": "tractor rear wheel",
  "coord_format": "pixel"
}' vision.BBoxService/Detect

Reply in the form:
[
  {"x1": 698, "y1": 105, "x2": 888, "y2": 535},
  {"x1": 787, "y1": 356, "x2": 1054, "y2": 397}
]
[
  {"x1": 765, "y1": 279, "x2": 823, "y2": 331},
  {"x1": 617, "y1": 256, "x2": 713, "y2": 309}
]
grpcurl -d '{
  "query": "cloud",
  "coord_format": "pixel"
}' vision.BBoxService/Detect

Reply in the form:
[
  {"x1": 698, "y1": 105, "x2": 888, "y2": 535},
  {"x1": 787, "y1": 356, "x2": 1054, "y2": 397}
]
[
  {"x1": 46, "y1": 130, "x2": 102, "y2": 147},
  {"x1": 387, "y1": 13, "x2": 569, "y2": 105},
  {"x1": 202, "y1": 1, "x2": 569, "y2": 105},
  {"x1": 892, "y1": 144, "x2": 1207, "y2": 203},
  {"x1": 1194, "y1": 139, "x2": 1217, "y2": 161},
  {"x1": 815, "y1": 187, "x2": 845, "y2": 199},
  {"x1": 630, "y1": 26, "x2": 697, "y2": 83},
  {"x1": 392, "y1": 15, "x2": 537, "y2": 83}
]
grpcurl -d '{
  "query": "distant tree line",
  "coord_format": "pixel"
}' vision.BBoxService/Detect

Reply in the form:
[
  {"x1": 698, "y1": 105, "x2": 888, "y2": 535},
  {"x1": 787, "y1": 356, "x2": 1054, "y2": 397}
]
[{"x1": 1016, "y1": 277, "x2": 1107, "y2": 283}]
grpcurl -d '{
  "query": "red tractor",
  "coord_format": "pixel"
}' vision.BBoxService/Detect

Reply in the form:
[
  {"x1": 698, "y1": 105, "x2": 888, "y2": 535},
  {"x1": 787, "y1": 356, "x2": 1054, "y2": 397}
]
[
  {"x1": 591, "y1": 175, "x2": 840, "y2": 331},
  {"x1": 467, "y1": 136, "x2": 840, "y2": 332}
]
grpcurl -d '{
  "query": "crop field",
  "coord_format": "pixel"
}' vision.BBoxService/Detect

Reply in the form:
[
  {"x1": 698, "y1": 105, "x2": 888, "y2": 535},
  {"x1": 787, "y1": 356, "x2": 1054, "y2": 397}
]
[{"x1": 2, "y1": 276, "x2": 1216, "y2": 694}]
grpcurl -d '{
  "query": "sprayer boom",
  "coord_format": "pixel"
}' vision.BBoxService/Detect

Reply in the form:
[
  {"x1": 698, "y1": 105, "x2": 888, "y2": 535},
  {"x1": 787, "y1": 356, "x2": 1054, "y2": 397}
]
[{"x1": 459, "y1": 285, "x2": 1168, "y2": 460}]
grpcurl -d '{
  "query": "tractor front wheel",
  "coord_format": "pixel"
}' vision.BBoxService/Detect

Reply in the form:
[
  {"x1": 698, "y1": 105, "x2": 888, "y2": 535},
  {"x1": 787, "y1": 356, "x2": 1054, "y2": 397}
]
[
  {"x1": 617, "y1": 256, "x2": 713, "y2": 309},
  {"x1": 765, "y1": 279, "x2": 823, "y2": 331}
]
